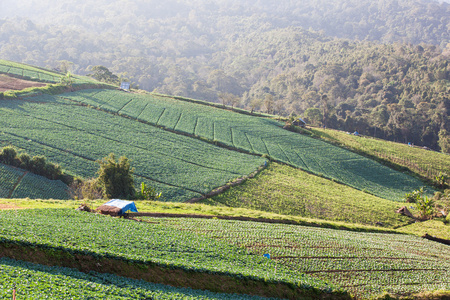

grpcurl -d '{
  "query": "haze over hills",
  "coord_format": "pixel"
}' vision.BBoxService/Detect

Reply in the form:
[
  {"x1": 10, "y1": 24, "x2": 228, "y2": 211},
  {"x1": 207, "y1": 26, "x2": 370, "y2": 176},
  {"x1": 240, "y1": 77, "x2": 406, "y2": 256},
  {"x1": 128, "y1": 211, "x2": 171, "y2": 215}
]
[
  {"x1": 0, "y1": 0, "x2": 449, "y2": 152},
  {"x1": 0, "y1": 58, "x2": 449, "y2": 299}
]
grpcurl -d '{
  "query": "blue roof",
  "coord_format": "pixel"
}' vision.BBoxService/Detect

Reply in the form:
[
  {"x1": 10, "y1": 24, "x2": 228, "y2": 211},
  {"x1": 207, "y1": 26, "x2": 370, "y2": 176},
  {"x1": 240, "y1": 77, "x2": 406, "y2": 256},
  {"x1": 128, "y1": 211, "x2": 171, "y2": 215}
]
[
  {"x1": 120, "y1": 82, "x2": 130, "y2": 90},
  {"x1": 104, "y1": 199, "x2": 138, "y2": 215}
]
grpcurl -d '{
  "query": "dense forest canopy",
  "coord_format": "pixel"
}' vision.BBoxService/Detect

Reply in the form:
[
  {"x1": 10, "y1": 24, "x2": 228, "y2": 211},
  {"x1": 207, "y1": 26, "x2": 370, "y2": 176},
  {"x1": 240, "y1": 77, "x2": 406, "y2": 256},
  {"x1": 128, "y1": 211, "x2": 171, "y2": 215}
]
[{"x1": 0, "y1": 0, "x2": 449, "y2": 150}]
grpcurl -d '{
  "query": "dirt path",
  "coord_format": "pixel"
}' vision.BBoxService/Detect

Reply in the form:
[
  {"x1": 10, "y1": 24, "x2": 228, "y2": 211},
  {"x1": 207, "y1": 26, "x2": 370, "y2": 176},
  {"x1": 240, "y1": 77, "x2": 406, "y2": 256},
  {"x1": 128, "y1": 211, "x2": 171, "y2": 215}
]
[
  {"x1": 0, "y1": 203, "x2": 23, "y2": 210},
  {"x1": 0, "y1": 74, "x2": 46, "y2": 92}
]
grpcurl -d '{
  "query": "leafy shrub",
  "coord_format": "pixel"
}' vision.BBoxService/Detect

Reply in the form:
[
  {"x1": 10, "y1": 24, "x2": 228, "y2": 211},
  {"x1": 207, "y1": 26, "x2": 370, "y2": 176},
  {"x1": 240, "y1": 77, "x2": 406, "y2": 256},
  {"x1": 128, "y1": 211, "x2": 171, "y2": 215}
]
[
  {"x1": 136, "y1": 182, "x2": 162, "y2": 201},
  {"x1": 434, "y1": 172, "x2": 449, "y2": 189},
  {"x1": 69, "y1": 178, "x2": 103, "y2": 200},
  {"x1": 416, "y1": 195, "x2": 435, "y2": 220},
  {"x1": 403, "y1": 187, "x2": 425, "y2": 203},
  {"x1": 0, "y1": 146, "x2": 69, "y2": 183},
  {"x1": 96, "y1": 153, "x2": 135, "y2": 199},
  {"x1": 0, "y1": 146, "x2": 18, "y2": 165}
]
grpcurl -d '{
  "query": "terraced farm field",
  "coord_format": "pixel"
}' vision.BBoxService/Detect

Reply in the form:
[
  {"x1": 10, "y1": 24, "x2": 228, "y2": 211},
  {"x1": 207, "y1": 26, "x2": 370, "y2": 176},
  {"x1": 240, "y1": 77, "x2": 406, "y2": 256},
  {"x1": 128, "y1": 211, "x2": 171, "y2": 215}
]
[
  {"x1": 1, "y1": 209, "x2": 447, "y2": 299},
  {"x1": 0, "y1": 258, "x2": 271, "y2": 300},
  {"x1": 0, "y1": 59, "x2": 97, "y2": 85},
  {"x1": 152, "y1": 217, "x2": 450, "y2": 299},
  {"x1": 202, "y1": 163, "x2": 410, "y2": 228},
  {"x1": 61, "y1": 89, "x2": 428, "y2": 201},
  {"x1": 0, "y1": 209, "x2": 336, "y2": 299},
  {"x1": 0, "y1": 163, "x2": 68, "y2": 199},
  {"x1": 0, "y1": 95, "x2": 265, "y2": 202},
  {"x1": 308, "y1": 127, "x2": 450, "y2": 182}
]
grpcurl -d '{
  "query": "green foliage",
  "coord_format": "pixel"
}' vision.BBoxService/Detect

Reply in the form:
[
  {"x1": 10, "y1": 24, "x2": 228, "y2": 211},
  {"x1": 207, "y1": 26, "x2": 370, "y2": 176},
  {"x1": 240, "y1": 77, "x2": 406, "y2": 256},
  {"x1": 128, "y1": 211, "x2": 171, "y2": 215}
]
[
  {"x1": 0, "y1": 146, "x2": 18, "y2": 165},
  {"x1": 416, "y1": 194, "x2": 435, "y2": 220},
  {"x1": 59, "y1": 72, "x2": 73, "y2": 88},
  {"x1": 88, "y1": 65, "x2": 119, "y2": 85},
  {"x1": 96, "y1": 153, "x2": 135, "y2": 199},
  {"x1": 0, "y1": 146, "x2": 67, "y2": 182},
  {"x1": 438, "y1": 129, "x2": 450, "y2": 154},
  {"x1": 0, "y1": 93, "x2": 265, "y2": 202},
  {"x1": 403, "y1": 187, "x2": 425, "y2": 204},
  {"x1": 303, "y1": 108, "x2": 323, "y2": 126},
  {"x1": 434, "y1": 172, "x2": 449, "y2": 189},
  {"x1": 62, "y1": 89, "x2": 428, "y2": 201},
  {"x1": 136, "y1": 182, "x2": 162, "y2": 201},
  {"x1": 0, "y1": 258, "x2": 270, "y2": 300},
  {"x1": 203, "y1": 163, "x2": 410, "y2": 228},
  {"x1": 0, "y1": 209, "x2": 333, "y2": 293},
  {"x1": 69, "y1": 178, "x2": 103, "y2": 200}
]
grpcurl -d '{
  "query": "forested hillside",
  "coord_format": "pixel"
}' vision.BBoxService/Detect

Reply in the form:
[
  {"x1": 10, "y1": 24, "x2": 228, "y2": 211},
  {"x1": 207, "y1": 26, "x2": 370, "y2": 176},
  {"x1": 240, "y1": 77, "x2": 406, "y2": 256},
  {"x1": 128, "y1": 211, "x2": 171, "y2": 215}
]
[{"x1": 0, "y1": 0, "x2": 449, "y2": 149}]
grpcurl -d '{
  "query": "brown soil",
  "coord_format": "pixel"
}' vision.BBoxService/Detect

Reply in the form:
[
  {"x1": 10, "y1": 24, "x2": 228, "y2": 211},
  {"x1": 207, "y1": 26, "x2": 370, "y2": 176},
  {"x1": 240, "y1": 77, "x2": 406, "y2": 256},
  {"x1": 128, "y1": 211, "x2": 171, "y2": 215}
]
[
  {"x1": 0, "y1": 203, "x2": 23, "y2": 210},
  {"x1": 0, "y1": 74, "x2": 46, "y2": 91}
]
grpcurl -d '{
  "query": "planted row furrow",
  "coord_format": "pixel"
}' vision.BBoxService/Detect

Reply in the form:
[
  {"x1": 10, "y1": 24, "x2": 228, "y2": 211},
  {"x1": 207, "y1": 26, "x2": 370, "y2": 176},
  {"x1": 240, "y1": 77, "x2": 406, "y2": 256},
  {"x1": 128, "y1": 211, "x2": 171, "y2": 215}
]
[
  {"x1": 62, "y1": 89, "x2": 431, "y2": 201},
  {"x1": 149, "y1": 217, "x2": 450, "y2": 298},
  {"x1": 0, "y1": 257, "x2": 271, "y2": 300},
  {"x1": 0, "y1": 95, "x2": 266, "y2": 201},
  {"x1": 0, "y1": 209, "x2": 332, "y2": 294}
]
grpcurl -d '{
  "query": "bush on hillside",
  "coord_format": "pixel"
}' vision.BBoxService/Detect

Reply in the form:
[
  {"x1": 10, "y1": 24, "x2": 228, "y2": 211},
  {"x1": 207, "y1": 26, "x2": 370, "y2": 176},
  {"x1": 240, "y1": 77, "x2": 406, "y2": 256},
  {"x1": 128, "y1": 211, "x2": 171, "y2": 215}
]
[
  {"x1": 96, "y1": 153, "x2": 135, "y2": 199},
  {"x1": 136, "y1": 182, "x2": 162, "y2": 201},
  {"x1": 0, "y1": 146, "x2": 69, "y2": 183},
  {"x1": 69, "y1": 178, "x2": 103, "y2": 200}
]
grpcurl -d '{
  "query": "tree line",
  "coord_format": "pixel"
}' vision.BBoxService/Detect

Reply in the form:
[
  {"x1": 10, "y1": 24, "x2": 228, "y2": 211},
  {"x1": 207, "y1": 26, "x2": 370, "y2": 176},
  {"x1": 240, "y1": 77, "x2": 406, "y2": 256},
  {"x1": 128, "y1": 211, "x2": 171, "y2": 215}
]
[{"x1": 0, "y1": 0, "x2": 449, "y2": 150}]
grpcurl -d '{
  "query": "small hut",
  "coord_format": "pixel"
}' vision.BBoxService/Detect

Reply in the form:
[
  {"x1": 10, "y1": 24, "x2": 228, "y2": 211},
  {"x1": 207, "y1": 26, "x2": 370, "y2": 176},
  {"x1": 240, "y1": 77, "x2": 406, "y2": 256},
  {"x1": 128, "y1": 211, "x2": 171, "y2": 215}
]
[
  {"x1": 396, "y1": 206, "x2": 414, "y2": 219},
  {"x1": 97, "y1": 199, "x2": 138, "y2": 216},
  {"x1": 292, "y1": 118, "x2": 306, "y2": 127}
]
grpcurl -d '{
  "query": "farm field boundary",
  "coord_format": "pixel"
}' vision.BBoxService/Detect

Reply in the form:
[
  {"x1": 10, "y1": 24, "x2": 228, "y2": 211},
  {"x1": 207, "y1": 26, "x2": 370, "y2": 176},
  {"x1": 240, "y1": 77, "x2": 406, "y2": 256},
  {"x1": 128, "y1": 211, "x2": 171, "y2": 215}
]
[
  {"x1": 60, "y1": 89, "x2": 429, "y2": 202},
  {"x1": 307, "y1": 127, "x2": 450, "y2": 185},
  {"x1": 126, "y1": 212, "x2": 398, "y2": 234},
  {"x1": 0, "y1": 95, "x2": 266, "y2": 202},
  {"x1": 0, "y1": 243, "x2": 348, "y2": 300},
  {"x1": 154, "y1": 217, "x2": 450, "y2": 299},
  {"x1": 201, "y1": 163, "x2": 412, "y2": 228},
  {"x1": 0, "y1": 257, "x2": 286, "y2": 300},
  {"x1": 0, "y1": 163, "x2": 68, "y2": 199},
  {"x1": 0, "y1": 209, "x2": 348, "y2": 300}
]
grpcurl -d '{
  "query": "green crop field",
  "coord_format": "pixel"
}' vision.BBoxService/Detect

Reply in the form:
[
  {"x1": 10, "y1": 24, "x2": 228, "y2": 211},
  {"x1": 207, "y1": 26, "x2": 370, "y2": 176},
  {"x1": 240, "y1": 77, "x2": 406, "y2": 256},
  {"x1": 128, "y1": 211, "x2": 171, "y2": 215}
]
[
  {"x1": 0, "y1": 59, "x2": 97, "y2": 85},
  {"x1": 0, "y1": 209, "x2": 334, "y2": 296},
  {"x1": 1, "y1": 209, "x2": 448, "y2": 299},
  {"x1": 150, "y1": 217, "x2": 450, "y2": 299},
  {"x1": 309, "y1": 127, "x2": 450, "y2": 182},
  {"x1": 60, "y1": 89, "x2": 429, "y2": 201},
  {"x1": 0, "y1": 95, "x2": 266, "y2": 202},
  {"x1": 0, "y1": 163, "x2": 68, "y2": 199},
  {"x1": 202, "y1": 163, "x2": 410, "y2": 228},
  {"x1": 0, "y1": 258, "x2": 272, "y2": 300}
]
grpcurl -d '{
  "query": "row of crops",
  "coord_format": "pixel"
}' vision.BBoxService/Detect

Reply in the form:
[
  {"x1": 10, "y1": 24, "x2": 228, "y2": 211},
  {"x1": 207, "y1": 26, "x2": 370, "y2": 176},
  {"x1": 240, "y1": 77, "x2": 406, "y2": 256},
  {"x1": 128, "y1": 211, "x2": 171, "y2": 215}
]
[
  {"x1": 1, "y1": 209, "x2": 448, "y2": 298},
  {"x1": 0, "y1": 95, "x2": 266, "y2": 202},
  {"x1": 0, "y1": 163, "x2": 68, "y2": 199},
  {"x1": 0, "y1": 209, "x2": 334, "y2": 296},
  {"x1": 146, "y1": 217, "x2": 450, "y2": 299},
  {"x1": 0, "y1": 59, "x2": 97, "y2": 85},
  {"x1": 61, "y1": 89, "x2": 428, "y2": 201},
  {"x1": 0, "y1": 258, "x2": 272, "y2": 300}
]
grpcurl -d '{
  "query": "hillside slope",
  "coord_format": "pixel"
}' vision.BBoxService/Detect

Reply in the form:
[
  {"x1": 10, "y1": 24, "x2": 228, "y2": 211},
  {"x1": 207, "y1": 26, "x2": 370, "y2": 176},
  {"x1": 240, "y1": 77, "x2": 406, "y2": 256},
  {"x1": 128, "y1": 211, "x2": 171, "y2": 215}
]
[
  {"x1": 60, "y1": 89, "x2": 430, "y2": 201},
  {"x1": 0, "y1": 163, "x2": 68, "y2": 199},
  {"x1": 0, "y1": 93, "x2": 266, "y2": 202}
]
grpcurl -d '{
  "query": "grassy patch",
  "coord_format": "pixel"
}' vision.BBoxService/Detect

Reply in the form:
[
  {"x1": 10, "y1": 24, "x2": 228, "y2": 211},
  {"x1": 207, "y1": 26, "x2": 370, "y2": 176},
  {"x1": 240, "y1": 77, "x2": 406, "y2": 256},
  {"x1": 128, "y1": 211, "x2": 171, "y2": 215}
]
[
  {"x1": 396, "y1": 219, "x2": 450, "y2": 240},
  {"x1": 308, "y1": 127, "x2": 450, "y2": 184},
  {"x1": 201, "y1": 163, "x2": 411, "y2": 228},
  {"x1": 60, "y1": 89, "x2": 428, "y2": 201},
  {"x1": 0, "y1": 198, "x2": 398, "y2": 234}
]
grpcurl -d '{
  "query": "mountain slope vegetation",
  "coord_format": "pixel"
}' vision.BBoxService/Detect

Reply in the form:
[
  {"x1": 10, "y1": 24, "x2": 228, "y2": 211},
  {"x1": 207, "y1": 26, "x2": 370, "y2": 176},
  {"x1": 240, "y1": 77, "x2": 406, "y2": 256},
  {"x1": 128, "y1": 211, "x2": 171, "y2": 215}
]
[{"x1": 0, "y1": 0, "x2": 449, "y2": 150}]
